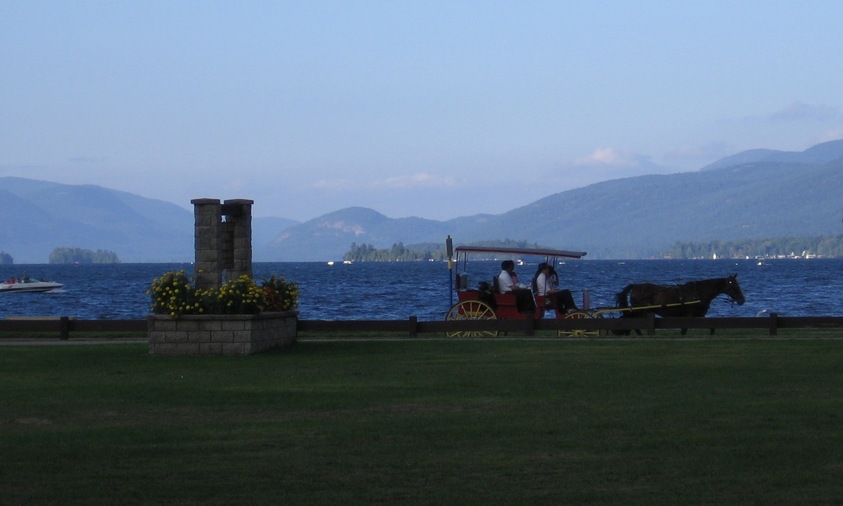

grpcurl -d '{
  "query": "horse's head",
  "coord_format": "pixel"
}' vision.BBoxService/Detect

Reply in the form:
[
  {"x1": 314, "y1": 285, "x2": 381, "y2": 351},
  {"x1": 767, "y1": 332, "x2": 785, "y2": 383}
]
[{"x1": 724, "y1": 274, "x2": 745, "y2": 305}]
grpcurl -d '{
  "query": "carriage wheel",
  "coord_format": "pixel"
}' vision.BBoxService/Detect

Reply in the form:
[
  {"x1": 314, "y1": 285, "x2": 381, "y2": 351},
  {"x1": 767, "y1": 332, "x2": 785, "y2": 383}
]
[
  {"x1": 445, "y1": 300, "x2": 498, "y2": 338},
  {"x1": 558, "y1": 310, "x2": 603, "y2": 337}
]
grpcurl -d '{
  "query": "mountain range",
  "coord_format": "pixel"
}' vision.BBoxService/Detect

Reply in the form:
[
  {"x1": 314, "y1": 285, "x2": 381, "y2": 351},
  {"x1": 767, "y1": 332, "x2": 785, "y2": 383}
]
[{"x1": 2, "y1": 140, "x2": 842, "y2": 263}]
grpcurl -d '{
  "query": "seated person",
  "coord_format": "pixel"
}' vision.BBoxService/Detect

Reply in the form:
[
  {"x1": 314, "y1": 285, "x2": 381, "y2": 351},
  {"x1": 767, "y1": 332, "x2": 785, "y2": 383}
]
[
  {"x1": 532, "y1": 262, "x2": 578, "y2": 315},
  {"x1": 497, "y1": 260, "x2": 535, "y2": 312},
  {"x1": 497, "y1": 260, "x2": 525, "y2": 293}
]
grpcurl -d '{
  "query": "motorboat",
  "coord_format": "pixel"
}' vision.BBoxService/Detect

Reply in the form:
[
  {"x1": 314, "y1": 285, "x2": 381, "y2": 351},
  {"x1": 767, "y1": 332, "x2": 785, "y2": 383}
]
[{"x1": 0, "y1": 279, "x2": 63, "y2": 293}]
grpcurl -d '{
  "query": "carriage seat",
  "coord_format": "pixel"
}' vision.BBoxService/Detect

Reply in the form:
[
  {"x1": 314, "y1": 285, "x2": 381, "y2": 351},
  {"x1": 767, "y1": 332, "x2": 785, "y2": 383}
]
[
  {"x1": 491, "y1": 276, "x2": 538, "y2": 316},
  {"x1": 455, "y1": 272, "x2": 470, "y2": 291}
]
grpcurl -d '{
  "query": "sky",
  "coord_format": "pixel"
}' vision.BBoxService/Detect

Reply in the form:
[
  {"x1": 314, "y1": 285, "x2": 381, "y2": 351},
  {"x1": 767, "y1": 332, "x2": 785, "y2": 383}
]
[{"x1": 2, "y1": 1, "x2": 843, "y2": 222}]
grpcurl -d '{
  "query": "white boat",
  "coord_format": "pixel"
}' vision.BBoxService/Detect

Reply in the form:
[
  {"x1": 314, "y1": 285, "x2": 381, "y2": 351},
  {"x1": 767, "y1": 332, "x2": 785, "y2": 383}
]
[{"x1": 0, "y1": 280, "x2": 63, "y2": 293}]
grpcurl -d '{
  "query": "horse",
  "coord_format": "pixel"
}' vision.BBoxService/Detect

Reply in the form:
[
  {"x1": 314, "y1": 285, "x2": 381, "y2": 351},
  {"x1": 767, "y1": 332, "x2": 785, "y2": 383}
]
[{"x1": 614, "y1": 274, "x2": 745, "y2": 335}]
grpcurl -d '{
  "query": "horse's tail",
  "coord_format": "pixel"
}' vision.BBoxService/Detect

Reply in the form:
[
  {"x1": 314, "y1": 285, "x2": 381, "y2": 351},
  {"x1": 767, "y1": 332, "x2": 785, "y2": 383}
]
[{"x1": 616, "y1": 284, "x2": 634, "y2": 308}]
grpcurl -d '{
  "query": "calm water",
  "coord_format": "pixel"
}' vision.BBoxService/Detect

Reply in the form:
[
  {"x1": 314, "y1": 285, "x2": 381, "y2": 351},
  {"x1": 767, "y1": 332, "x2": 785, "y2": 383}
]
[{"x1": 1, "y1": 259, "x2": 842, "y2": 320}]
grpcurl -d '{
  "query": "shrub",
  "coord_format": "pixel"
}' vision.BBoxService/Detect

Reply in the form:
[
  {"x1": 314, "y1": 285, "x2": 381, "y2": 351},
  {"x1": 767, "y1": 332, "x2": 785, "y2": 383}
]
[
  {"x1": 262, "y1": 274, "x2": 299, "y2": 312},
  {"x1": 149, "y1": 271, "x2": 298, "y2": 317},
  {"x1": 149, "y1": 270, "x2": 199, "y2": 317}
]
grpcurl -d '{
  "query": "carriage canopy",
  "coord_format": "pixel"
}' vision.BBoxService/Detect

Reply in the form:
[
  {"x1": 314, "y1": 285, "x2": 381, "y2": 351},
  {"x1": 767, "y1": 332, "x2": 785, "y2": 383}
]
[{"x1": 454, "y1": 245, "x2": 587, "y2": 260}]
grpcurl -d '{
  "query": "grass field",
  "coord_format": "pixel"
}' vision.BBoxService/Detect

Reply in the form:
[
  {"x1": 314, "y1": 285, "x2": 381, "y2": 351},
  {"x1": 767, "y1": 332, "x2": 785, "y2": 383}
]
[{"x1": 2, "y1": 338, "x2": 842, "y2": 505}]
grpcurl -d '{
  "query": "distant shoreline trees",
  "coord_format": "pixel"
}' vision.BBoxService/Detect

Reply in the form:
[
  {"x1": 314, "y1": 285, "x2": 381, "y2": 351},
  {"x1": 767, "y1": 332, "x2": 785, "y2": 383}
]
[
  {"x1": 343, "y1": 242, "x2": 447, "y2": 262},
  {"x1": 343, "y1": 239, "x2": 561, "y2": 262},
  {"x1": 345, "y1": 236, "x2": 843, "y2": 262},
  {"x1": 49, "y1": 247, "x2": 121, "y2": 264},
  {"x1": 664, "y1": 235, "x2": 843, "y2": 259}
]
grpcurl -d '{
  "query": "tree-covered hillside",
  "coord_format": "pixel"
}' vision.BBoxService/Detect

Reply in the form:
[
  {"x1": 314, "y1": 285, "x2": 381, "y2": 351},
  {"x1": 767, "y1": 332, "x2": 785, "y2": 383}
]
[
  {"x1": 49, "y1": 247, "x2": 121, "y2": 264},
  {"x1": 665, "y1": 235, "x2": 843, "y2": 259}
]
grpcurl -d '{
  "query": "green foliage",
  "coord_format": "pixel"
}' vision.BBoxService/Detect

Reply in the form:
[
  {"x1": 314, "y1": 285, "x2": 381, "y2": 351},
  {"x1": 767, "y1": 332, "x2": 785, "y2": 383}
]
[
  {"x1": 0, "y1": 251, "x2": 12, "y2": 265},
  {"x1": 343, "y1": 242, "x2": 448, "y2": 262},
  {"x1": 666, "y1": 234, "x2": 843, "y2": 259},
  {"x1": 204, "y1": 275, "x2": 266, "y2": 315},
  {"x1": 48, "y1": 247, "x2": 120, "y2": 264},
  {"x1": 466, "y1": 238, "x2": 551, "y2": 249},
  {"x1": 149, "y1": 270, "x2": 299, "y2": 317},
  {"x1": 342, "y1": 238, "x2": 557, "y2": 262},
  {"x1": 148, "y1": 270, "x2": 201, "y2": 317},
  {"x1": 262, "y1": 274, "x2": 300, "y2": 311}
]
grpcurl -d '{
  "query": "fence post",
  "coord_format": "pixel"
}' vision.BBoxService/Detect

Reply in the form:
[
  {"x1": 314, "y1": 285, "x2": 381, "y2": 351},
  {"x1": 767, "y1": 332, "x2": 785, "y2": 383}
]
[
  {"x1": 59, "y1": 316, "x2": 70, "y2": 340},
  {"x1": 409, "y1": 316, "x2": 418, "y2": 338},
  {"x1": 769, "y1": 313, "x2": 778, "y2": 336},
  {"x1": 525, "y1": 313, "x2": 535, "y2": 337},
  {"x1": 646, "y1": 313, "x2": 656, "y2": 336}
]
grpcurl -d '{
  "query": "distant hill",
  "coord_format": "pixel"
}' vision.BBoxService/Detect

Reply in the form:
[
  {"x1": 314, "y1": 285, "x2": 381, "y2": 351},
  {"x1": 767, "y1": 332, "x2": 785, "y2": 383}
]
[
  {"x1": 254, "y1": 207, "x2": 444, "y2": 261},
  {"x1": 483, "y1": 158, "x2": 842, "y2": 258},
  {"x1": 252, "y1": 216, "x2": 300, "y2": 252},
  {"x1": 0, "y1": 177, "x2": 196, "y2": 263},
  {"x1": 261, "y1": 139, "x2": 843, "y2": 260},
  {"x1": 3, "y1": 139, "x2": 842, "y2": 262},
  {"x1": 700, "y1": 139, "x2": 843, "y2": 171}
]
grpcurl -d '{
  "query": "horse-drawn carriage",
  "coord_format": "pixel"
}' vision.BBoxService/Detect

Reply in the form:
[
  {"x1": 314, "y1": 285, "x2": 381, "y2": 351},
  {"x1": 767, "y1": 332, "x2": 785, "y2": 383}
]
[
  {"x1": 444, "y1": 244, "x2": 591, "y2": 337},
  {"x1": 444, "y1": 241, "x2": 746, "y2": 337}
]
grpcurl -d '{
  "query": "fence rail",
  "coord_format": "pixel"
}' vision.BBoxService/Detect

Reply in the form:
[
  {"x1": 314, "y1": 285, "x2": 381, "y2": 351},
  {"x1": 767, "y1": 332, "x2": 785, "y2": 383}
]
[{"x1": 2, "y1": 314, "x2": 843, "y2": 340}]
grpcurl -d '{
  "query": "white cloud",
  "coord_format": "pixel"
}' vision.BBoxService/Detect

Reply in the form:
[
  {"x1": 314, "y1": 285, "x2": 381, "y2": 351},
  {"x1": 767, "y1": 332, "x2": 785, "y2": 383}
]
[
  {"x1": 68, "y1": 156, "x2": 108, "y2": 164},
  {"x1": 818, "y1": 127, "x2": 843, "y2": 143},
  {"x1": 310, "y1": 172, "x2": 459, "y2": 192},
  {"x1": 371, "y1": 172, "x2": 459, "y2": 190},
  {"x1": 574, "y1": 148, "x2": 641, "y2": 168},
  {"x1": 770, "y1": 102, "x2": 840, "y2": 122},
  {"x1": 311, "y1": 178, "x2": 355, "y2": 191}
]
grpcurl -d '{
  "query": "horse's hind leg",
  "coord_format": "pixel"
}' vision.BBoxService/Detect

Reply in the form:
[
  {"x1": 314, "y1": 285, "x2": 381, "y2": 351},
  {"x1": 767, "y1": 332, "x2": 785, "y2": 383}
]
[{"x1": 615, "y1": 311, "x2": 641, "y2": 336}]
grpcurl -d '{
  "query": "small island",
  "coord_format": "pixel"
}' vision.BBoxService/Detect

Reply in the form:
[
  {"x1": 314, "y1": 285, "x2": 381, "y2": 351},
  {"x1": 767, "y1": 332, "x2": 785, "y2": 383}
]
[
  {"x1": 49, "y1": 247, "x2": 121, "y2": 264},
  {"x1": 0, "y1": 251, "x2": 12, "y2": 265}
]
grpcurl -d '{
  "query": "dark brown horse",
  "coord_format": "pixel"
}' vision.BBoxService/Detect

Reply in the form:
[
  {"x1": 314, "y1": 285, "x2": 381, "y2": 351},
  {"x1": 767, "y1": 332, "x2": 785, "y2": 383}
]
[{"x1": 615, "y1": 274, "x2": 745, "y2": 335}]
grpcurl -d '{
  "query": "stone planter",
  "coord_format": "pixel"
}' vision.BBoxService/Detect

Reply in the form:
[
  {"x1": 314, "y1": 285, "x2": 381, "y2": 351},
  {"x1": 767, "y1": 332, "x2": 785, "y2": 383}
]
[{"x1": 148, "y1": 311, "x2": 298, "y2": 356}]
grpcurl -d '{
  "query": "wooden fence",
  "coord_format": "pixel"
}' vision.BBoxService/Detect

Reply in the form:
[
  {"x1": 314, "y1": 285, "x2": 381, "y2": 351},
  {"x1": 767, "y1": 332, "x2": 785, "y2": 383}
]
[{"x1": 1, "y1": 314, "x2": 843, "y2": 340}]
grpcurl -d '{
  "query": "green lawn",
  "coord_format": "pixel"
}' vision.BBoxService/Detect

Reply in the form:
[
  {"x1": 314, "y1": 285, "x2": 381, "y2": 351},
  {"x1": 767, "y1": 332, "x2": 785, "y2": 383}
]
[{"x1": 2, "y1": 339, "x2": 842, "y2": 505}]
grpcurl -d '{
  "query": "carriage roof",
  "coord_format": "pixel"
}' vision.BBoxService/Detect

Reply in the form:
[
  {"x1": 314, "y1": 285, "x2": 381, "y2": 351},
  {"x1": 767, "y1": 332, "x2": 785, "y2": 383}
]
[{"x1": 454, "y1": 245, "x2": 587, "y2": 260}]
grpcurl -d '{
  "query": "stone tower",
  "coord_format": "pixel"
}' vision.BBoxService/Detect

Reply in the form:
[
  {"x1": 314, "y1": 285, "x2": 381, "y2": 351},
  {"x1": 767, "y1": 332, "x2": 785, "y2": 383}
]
[{"x1": 191, "y1": 198, "x2": 253, "y2": 291}]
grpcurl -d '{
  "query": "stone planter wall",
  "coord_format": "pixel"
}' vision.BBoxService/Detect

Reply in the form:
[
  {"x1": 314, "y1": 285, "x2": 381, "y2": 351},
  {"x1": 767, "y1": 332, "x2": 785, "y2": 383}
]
[{"x1": 148, "y1": 311, "x2": 297, "y2": 355}]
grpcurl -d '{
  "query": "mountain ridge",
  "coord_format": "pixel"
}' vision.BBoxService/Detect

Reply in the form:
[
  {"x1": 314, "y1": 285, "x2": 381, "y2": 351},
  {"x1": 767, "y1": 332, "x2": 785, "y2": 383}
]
[
  {"x1": 700, "y1": 138, "x2": 843, "y2": 171},
  {"x1": 262, "y1": 139, "x2": 843, "y2": 260},
  {"x1": 2, "y1": 140, "x2": 842, "y2": 262}
]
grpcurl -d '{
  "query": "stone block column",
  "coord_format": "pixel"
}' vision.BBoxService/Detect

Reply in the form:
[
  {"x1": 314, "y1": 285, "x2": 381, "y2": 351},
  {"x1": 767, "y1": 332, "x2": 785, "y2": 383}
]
[
  {"x1": 222, "y1": 199, "x2": 253, "y2": 282},
  {"x1": 191, "y1": 198, "x2": 254, "y2": 291}
]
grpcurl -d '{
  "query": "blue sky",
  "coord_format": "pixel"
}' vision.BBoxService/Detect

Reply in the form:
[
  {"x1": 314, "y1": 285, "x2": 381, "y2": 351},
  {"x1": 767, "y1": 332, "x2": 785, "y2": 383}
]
[{"x1": 2, "y1": 1, "x2": 842, "y2": 221}]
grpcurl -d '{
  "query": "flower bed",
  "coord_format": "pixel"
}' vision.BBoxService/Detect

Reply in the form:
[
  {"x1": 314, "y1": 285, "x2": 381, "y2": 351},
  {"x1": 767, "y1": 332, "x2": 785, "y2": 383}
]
[{"x1": 147, "y1": 271, "x2": 299, "y2": 355}]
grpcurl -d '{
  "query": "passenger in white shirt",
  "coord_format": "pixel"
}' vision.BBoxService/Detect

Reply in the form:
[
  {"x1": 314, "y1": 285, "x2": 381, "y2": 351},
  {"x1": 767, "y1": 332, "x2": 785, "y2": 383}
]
[
  {"x1": 532, "y1": 262, "x2": 578, "y2": 315},
  {"x1": 533, "y1": 262, "x2": 553, "y2": 296},
  {"x1": 497, "y1": 260, "x2": 535, "y2": 313},
  {"x1": 497, "y1": 260, "x2": 525, "y2": 292}
]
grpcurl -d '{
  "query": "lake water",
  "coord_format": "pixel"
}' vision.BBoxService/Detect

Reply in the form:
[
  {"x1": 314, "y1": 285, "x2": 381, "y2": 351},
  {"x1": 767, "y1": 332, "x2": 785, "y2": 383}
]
[{"x1": 1, "y1": 259, "x2": 841, "y2": 320}]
